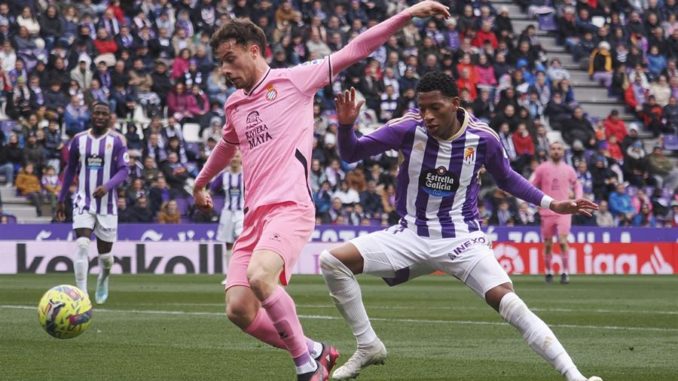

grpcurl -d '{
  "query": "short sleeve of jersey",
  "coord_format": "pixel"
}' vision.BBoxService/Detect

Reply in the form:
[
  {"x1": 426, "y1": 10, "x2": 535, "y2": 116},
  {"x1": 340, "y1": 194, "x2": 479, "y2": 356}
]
[{"x1": 286, "y1": 56, "x2": 332, "y2": 97}]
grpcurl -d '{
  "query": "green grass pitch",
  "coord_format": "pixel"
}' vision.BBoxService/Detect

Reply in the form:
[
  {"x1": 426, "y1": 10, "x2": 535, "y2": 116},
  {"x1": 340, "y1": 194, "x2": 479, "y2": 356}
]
[{"x1": 1, "y1": 274, "x2": 677, "y2": 380}]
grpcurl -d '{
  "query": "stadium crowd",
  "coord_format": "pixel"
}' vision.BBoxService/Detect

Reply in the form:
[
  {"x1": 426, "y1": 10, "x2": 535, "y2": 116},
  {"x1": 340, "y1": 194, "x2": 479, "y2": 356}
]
[{"x1": 0, "y1": 0, "x2": 676, "y2": 228}]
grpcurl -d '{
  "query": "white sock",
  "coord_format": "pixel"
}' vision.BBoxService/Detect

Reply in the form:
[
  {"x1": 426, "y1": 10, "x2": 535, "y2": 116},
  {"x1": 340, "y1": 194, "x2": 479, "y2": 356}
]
[
  {"x1": 295, "y1": 359, "x2": 317, "y2": 374},
  {"x1": 309, "y1": 341, "x2": 323, "y2": 358},
  {"x1": 98, "y1": 252, "x2": 113, "y2": 278},
  {"x1": 74, "y1": 237, "x2": 90, "y2": 292},
  {"x1": 319, "y1": 250, "x2": 377, "y2": 346},
  {"x1": 499, "y1": 292, "x2": 585, "y2": 381}
]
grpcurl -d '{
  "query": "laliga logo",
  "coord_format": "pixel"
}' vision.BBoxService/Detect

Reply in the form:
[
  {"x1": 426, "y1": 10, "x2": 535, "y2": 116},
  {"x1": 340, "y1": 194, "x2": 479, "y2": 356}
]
[
  {"x1": 640, "y1": 246, "x2": 674, "y2": 274},
  {"x1": 494, "y1": 244, "x2": 525, "y2": 274}
]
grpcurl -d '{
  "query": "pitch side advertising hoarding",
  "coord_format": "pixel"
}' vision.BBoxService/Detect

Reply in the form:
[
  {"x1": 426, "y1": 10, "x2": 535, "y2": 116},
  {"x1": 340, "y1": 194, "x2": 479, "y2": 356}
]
[{"x1": 0, "y1": 225, "x2": 675, "y2": 275}]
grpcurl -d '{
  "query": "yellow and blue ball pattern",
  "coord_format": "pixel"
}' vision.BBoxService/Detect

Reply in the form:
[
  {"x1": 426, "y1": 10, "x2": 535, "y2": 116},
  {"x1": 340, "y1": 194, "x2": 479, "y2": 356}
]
[{"x1": 37, "y1": 285, "x2": 93, "y2": 339}]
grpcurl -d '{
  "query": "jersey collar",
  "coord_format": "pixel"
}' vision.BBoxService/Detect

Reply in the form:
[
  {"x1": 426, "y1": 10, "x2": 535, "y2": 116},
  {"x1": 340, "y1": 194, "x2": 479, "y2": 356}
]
[{"x1": 244, "y1": 67, "x2": 271, "y2": 96}]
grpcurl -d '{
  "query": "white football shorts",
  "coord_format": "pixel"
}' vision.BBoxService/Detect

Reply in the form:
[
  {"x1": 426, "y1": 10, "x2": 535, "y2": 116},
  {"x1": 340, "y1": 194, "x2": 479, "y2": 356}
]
[
  {"x1": 72, "y1": 211, "x2": 118, "y2": 243},
  {"x1": 350, "y1": 225, "x2": 511, "y2": 298},
  {"x1": 217, "y1": 209, "x2": 244, "y2": 243}
]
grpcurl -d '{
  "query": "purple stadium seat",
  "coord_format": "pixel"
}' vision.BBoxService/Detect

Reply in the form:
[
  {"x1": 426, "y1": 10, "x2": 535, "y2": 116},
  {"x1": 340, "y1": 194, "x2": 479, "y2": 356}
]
[
  {"x1": 185, "y1": 142, "x2": 201, "y2": 157},
  {"x1": 537, "y1": 12, "x2": 558, "y2": 31},
  {"x1": 0, "y1": 120, "x2": 18, "y2": 137},
  {"x1": 174, "y1": 197, "x2": 190, "y2": 216},
  {"x1": 663, "y1": 135, "x2": 678, "y2": 151}
]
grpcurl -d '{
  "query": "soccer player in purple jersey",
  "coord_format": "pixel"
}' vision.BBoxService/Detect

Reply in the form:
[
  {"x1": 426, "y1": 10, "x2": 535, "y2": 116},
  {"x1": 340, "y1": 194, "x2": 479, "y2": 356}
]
[
  {"x1": 56, "y1": 101, "x2": 129, "y2": 304},
  {"x1": 319, "y1": 73, "x2": 602, "y2": 381}
]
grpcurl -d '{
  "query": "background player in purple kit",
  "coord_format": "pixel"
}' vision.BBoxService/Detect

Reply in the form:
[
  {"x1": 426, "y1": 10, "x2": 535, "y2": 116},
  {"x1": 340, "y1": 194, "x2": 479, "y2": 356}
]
[
  {"x1": 56, "y1": 101, "x2": 129, "y2": 305},
  {"x1": 319, "y1": 73, "x2": 602, "y2": 381}
]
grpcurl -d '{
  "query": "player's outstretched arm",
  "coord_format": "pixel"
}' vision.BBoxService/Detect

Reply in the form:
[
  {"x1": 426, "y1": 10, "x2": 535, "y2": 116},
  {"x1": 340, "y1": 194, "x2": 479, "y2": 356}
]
[
  {"x1": 336, "y1": 88, "x2": 405, "y2": 162},
  {"x1": 330, "y1": 1, "x2": 449, "y2": 75},
  {"x1": 193, "y1": 138, "x2": 237, "y2": 210},
  {"x1": 549, "y1": 199, "x2": 598, "y2": 217}
]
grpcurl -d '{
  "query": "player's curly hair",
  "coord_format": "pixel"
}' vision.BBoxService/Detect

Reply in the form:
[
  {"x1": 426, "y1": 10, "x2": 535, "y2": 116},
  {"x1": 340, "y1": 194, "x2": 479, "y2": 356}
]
[
  {"x1": 416, "y1": 71, "x2": 459, "y2": 98},
  {"x1": 210, "y1": 18, "x2": 267, "y2": 56}
]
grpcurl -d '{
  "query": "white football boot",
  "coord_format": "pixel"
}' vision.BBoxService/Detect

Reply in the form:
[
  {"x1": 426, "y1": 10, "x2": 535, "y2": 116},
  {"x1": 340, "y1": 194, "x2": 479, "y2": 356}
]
[{"x1": 331, "y1": 338, "x2": 387, "y2": 380}]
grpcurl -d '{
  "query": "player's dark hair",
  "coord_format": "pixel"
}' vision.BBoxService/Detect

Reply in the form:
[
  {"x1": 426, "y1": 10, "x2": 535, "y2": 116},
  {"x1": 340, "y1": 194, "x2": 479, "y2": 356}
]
[
  {"x1": 91, "y1": 101, "x2": 110, "y2": 110},
  {"x1": 416, "y1": 71, "x2": 459, "y2": 98},
  {"x1": 210, "y1": 18, "x2": 267, "y2": 56}
]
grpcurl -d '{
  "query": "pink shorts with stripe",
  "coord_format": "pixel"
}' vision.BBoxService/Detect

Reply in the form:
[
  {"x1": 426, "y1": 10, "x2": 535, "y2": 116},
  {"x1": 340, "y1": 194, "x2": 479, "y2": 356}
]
[
  {"x1": 225, "y1": 202, "x2": 315, "y2": 290},
  {"x1": 540, "y1": 214, "x2": 572, "y2": 240}
]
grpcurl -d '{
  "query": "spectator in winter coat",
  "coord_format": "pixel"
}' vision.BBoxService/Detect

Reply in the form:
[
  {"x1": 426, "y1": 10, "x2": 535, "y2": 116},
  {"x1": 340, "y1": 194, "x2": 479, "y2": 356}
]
[
  {"x1": 603, "y1": 109, "x2": 627, "y2": 142},
  {"x1": 588, "y1": 41, "x2": 613, "y2": 88},
  {"x1": 167, "y1": 82, "x2": 201, "y2": 123}
]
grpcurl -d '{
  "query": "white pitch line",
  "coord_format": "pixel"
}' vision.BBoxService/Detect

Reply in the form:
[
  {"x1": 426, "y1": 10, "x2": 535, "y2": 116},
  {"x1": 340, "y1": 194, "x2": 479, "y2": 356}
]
[
  {"x1": 130, "y1": 303, "x2": 678, "y2": 316},
  {"x1": 4, "y1": 305, "x2": 678, "y2": 333}
]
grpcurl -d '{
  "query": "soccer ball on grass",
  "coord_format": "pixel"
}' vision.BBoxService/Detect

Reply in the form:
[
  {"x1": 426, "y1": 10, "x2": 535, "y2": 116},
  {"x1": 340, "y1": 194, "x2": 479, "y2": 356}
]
[{"x1": 37, "y1": 285, "x2": 93, "y2": 339}]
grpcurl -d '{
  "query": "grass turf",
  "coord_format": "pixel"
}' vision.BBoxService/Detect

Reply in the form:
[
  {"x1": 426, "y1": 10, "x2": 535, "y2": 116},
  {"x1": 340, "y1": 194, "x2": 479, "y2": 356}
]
[{"x1": 1, "y1": 274, "x2": 677, "y2": 380}]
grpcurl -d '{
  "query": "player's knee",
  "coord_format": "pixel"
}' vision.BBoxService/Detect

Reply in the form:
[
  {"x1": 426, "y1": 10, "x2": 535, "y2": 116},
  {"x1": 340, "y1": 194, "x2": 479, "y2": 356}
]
[
  {"x1": 246, "y1": 269, "x2": 275, "y2": 298},
  {"x1": 225, "y1": 298, "x2": 256, "y2": 327},
  {"x1": 76, "y1": 237, "x2": 90, "y2": 251},
  {"x1": 319, "y1": 250, "x2": 352, "y2": 278}
]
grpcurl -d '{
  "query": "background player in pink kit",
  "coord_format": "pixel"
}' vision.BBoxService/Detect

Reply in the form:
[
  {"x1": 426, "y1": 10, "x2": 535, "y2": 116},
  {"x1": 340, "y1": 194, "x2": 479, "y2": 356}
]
[
  {"x1": 192, "y1": 2, "x2": 451, "y2": 380},
  {"x1": 56, "y1": 101, "x2": 129, "y2": 304},
  {"x1": 531, "y1": 141, "x2": 583, "y2": 284},
  {"x1": 320, "y1": 74, "x2": 601, "y2": 381}
]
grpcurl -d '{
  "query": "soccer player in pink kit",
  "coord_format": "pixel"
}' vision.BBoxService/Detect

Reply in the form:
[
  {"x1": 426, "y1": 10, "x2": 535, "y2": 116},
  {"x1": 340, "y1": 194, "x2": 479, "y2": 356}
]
[
  {"x1": 192, "y1": 2, "x2": 451, "y2": 380},
  {"x1": 531, "y1": 141, "x2": 583, "y2": 284}
]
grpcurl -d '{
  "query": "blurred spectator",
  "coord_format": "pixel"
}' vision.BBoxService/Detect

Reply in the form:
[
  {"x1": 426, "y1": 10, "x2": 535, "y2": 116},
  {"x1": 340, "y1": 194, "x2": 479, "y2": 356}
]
[
  {"x1": 668, "y1": 201, "x2": 678, "y2": 227},
  {"x1": 41, "y1": 165, "x2": 60, "y2": 212},
  {"x1": 594, "y1": 200, "x2": 615, "y2": 227},
  {"x1": 16, "y1": 162, "x2": 42, "y2": 216},
  {"x1": 157, "y1": 200, "x2": 181, "y2": 224},
  {"x1": 129, "y1": 195, "x2": 153, "y2": 223},
  {"x1": 603, "y1": 110, "x2": 627, "y2": 142},
  {"x1": 609, "y1": 183, "x2": 635, "y2": 225},
  {"x1": 647, "y1": 146, "x2": 678, "y2": 189},
  {"x1": 589, "y1": 41, "x2": 613, "y2": 88},
  {"x1": 632, "y1": 203, "x2": 657, "y2": 227}
]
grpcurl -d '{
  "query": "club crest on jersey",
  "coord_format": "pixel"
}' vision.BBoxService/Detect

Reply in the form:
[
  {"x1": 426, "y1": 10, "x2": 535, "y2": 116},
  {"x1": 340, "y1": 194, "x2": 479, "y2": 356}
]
[
  {"x1": 419, "y1": 166, "x2": 458, "y2": 197},
  {"x1": 463, "y1": 147, "x2": 476, "y2": 165},
  {"x1": 265, "y1": 85, "x2": 277, "y2": 101}
]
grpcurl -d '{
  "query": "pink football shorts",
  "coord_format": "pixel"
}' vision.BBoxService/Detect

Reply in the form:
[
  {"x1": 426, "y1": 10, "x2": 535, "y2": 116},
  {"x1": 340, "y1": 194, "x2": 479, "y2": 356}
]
[
  {"x1": 540, "y1": 214, "x2": 572, "y2": 240},
  {"x1": 225, "y1": 202, "x2": 315, "y2": 289}
]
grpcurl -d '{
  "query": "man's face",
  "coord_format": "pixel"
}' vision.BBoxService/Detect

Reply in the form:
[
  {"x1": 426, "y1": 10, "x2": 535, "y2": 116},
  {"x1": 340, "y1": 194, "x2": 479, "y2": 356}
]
[
  {"x1": 417, "y1": 90, "x2": 458, "y2": 140},
  {"x1": 92, "y1": 104, "x2": 111, "y2": 130},
  {"x1": 549, "y1": 142, "x2": 564, "y2": 161},
  {"x1": 216, "y1": 39, "x2": 259, "y2": 90}
]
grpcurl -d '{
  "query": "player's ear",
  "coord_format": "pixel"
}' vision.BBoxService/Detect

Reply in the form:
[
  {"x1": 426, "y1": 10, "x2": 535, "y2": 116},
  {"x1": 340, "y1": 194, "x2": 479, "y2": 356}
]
[
  {"x1": 450, "y1": 96, "x2": 461, "y2": 109},
  {"x1": 249, "y1": 43, "x2": 259, "y2": 58}
]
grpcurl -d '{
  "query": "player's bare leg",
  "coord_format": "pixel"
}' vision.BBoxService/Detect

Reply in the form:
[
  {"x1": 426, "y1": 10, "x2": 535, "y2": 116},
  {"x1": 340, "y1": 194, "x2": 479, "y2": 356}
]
[
  {"x1": 485, "y1": 284, "x2": 601, "y2": 381},
  {"x1": 558, "y1": 234, "x2": 570, "y2": 284},
  {"x1": 95, "y1": 239, "x2": 114, "y2": 304},
  {"x1": 73, "y1": 228, "x2": 92, "y2": 296},
  {"x1": 247, "y1": 249, "x2": 325, "y2": 380},
  {"x1": 544, "y1": 238, "x2": 554, "y2": 283},
  {"x1": 320, "y1": 245, "x2": 387, "y2": 380}
]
